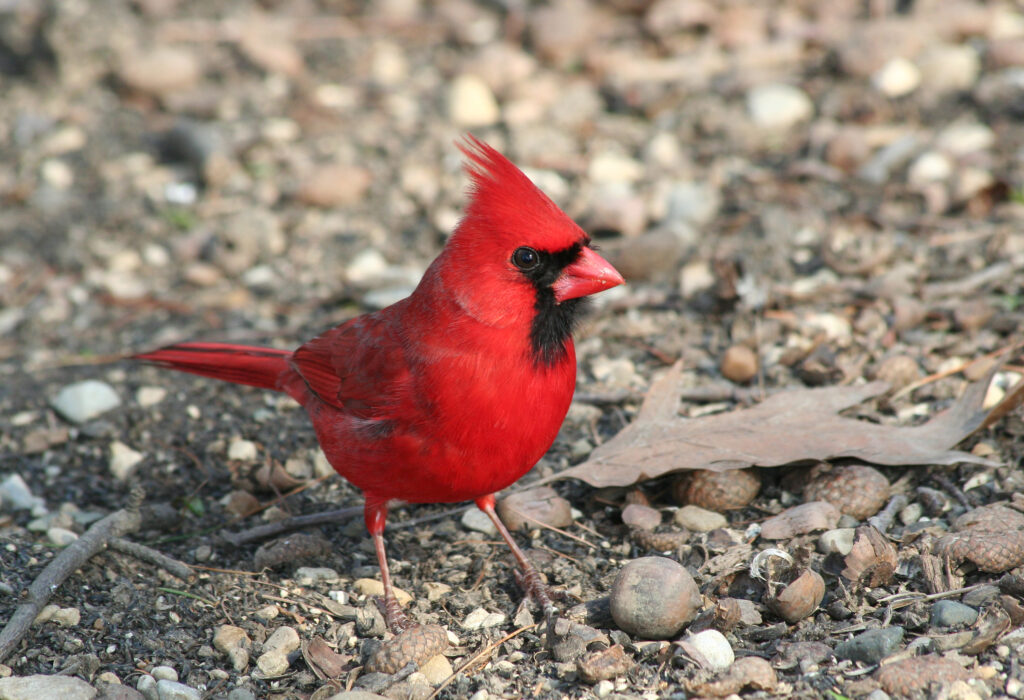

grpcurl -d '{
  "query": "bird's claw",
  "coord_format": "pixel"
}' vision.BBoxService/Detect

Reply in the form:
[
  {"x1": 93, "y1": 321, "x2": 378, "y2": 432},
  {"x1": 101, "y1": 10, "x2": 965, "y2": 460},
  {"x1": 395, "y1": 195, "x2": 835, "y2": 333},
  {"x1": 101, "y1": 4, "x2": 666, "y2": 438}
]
[
  {"x1": 374, "y1": 595, "x2": 416, "y2": 634},
  {"x1": 513, "y1": 565, "x2": 566, "y2": 624}
]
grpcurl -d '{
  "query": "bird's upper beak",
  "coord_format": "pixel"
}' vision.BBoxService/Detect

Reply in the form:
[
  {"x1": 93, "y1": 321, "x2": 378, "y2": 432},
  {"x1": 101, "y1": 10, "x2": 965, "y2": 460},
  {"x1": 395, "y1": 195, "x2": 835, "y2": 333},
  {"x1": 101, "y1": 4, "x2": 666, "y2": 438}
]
[{"x1": 552, "y1": 246, "x2": 625, "y2": 303}]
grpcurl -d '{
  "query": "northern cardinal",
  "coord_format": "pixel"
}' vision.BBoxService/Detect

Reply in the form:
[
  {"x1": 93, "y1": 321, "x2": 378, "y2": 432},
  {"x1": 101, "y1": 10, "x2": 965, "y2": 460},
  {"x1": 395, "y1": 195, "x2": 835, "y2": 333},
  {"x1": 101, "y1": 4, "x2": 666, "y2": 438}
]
[{"x1": 135, "y1": 137, "x2": 624, "y2": 630}]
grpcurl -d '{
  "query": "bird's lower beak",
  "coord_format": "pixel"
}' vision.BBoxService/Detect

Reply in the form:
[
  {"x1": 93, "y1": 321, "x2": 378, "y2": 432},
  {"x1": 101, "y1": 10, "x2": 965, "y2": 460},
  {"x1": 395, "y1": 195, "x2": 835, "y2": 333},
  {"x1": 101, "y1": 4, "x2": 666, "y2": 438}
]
[{"x1": 552, "y1": 246, "x2": 625, "y2": 303}]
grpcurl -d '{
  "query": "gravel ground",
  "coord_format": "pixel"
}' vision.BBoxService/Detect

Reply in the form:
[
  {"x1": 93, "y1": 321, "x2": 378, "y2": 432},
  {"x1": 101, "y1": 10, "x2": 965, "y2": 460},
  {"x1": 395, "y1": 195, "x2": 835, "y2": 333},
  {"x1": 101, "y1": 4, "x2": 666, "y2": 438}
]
[{"x1": 2, "y1": 1, "x2": 1024, "y2": 699}]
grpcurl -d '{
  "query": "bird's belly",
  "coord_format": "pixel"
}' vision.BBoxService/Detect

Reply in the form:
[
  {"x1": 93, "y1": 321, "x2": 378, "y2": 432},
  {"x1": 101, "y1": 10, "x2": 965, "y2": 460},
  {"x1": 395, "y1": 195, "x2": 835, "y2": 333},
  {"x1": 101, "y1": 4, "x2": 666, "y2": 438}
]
[{"x1": 310, "y1": 395, "x2": 568, "y2": 504}]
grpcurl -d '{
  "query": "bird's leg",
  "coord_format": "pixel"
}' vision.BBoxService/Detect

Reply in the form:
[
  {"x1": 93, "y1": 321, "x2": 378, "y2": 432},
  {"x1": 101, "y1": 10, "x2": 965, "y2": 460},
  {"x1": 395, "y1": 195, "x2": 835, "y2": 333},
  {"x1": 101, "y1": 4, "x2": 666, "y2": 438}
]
[
  {"x1": 365, "y1": 500, "x2": 415, "y2": 634},
  {"x1": 475, "y1": 494, "x2": 559, "y2": 622}
]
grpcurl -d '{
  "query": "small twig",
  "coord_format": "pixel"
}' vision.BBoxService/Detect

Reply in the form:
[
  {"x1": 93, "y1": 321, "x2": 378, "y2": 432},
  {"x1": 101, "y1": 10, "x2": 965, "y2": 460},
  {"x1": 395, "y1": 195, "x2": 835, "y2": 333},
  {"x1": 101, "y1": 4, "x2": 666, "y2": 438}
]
[
  {"x1": 867, "y1": 494, "x2": 908, "y2": 534},
  {"x1": 503, "y1": 508, "x2": 597, "y2": 550},
  {"x1": 931, "y1": 473, "x2": 972, "y2": 510},
  {"x1": 573, "y1": 390, "x2": 638, "y2": 405},
  {"x1": 222, "y1": 506, "x2": 363, "y2": 546},
  {"x1": 874, "y1": 582, "x2": 987, "y2": 609},
  {"x1": 427, "y1": 623, "x2": 537, "y2": 700},
  {"x1": 0, "y1": 488, "x2": 144, "y2": 662},
  {"x1": 156, "y1": 587, "x2": 216, "y2": 606},
  {"x1": 109, "y1": 537, "x2": 193, "y2": 581},
  {"x1": 891, "y1": 342, "x2": 1018, "y2": 401}
]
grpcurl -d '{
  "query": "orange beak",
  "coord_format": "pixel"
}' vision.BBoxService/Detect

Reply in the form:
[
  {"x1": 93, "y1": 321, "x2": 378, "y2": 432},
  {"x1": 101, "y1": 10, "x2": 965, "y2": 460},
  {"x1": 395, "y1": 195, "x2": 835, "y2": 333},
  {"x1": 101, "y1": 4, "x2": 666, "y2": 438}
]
[{"x1": 552, "y1": 247, "x2": 625, "y2": 303}]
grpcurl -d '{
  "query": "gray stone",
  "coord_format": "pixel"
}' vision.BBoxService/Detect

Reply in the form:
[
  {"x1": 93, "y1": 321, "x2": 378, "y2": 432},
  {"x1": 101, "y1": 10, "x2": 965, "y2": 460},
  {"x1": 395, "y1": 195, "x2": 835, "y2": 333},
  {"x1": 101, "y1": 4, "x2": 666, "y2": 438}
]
[
  {"x1": 0, "y1": 675, "x2": 97, "y2": 700},
  {"x1": 834, "y1": 627, "x2": 904, "y2": 664},
  {"x1": 155, "y1": 680, "x2": 201, "y2": 700},
  {"x1": 930, "y1": 600, "x2": 979, "y2": 628},
  {"x1": 0, "y1": 474, "x2": 44, "y2": 512}
]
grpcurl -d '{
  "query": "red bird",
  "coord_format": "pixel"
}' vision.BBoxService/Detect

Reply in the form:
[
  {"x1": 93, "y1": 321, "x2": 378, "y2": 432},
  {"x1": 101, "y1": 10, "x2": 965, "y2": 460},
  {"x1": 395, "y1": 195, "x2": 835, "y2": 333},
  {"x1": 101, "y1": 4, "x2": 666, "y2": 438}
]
[{"x1": 135, "y1": 137, "x2": 624, "y2": 630}]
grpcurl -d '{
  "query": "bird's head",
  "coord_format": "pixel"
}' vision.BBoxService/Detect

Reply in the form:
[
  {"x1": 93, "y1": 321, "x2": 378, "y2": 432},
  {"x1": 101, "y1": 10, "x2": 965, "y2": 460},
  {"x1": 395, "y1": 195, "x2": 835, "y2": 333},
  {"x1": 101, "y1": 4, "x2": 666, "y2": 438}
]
[{"x1": 439, "y1": 136, "x2": 624, "y2": 365}]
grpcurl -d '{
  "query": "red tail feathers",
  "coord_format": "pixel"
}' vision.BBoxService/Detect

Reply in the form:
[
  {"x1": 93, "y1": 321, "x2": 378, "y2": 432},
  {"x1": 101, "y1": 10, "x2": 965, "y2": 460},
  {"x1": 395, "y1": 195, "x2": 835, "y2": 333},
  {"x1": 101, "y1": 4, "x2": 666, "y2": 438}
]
[{"x1": 134, "y1": 342, "x2": 291, "y2": 391}]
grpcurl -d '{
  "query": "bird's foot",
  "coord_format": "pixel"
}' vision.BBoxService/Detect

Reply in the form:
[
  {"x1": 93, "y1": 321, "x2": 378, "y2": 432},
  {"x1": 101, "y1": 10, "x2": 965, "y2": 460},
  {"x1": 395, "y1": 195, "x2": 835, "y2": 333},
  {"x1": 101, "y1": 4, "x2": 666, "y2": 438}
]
[
  {"x1": 374, "y1": 595, "x2": 416, "y2": 634},
  {"x1": 513, "y1": 563, "x2": 568, "y2": 624}
]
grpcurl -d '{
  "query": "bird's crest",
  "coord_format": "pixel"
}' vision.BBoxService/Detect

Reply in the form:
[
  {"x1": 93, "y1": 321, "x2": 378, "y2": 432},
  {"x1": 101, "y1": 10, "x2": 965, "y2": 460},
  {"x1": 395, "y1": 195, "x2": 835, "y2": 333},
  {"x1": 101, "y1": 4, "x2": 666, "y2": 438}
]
[{"x1": 455, "y1": 135, "x2": 583, "y2": 250}]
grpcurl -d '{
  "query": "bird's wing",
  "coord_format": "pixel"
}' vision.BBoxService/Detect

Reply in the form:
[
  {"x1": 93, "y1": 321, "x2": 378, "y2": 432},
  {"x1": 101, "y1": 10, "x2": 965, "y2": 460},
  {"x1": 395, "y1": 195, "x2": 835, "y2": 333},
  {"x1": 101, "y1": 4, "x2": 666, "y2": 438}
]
[{"x1": 289, "y1": 311, "x2": 412, "y2": 420}]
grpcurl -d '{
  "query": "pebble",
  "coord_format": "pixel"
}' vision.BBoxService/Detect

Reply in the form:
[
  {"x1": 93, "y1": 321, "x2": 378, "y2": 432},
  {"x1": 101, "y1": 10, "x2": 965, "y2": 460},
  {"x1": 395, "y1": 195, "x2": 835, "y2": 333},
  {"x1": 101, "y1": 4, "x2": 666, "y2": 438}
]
[
  {"x1": 681, "y1": 629, "x2": 734, "y2": 671},
  {"x1": 589, "y1": 152, "x2": 645, "y2": 187},
  {"x1": 50, "y1": 380, "x2": 121, "y2": 424},
  {"x1": 720, "y1": 345, "x2": 758, "y2": 384},
  {"x1": 460, "y1": 507, "x2": 497, "y2": 535},
  {"x1": 296, "y1": 164, "x2": 373, "y2": 208},
  {"x1": 918, "y1": 44, "x2": 980, "y2": 92},
  {"x1": 254, "y1": 604, "x2": 279, "y2": 621},
  {"x1": 899, "y1": 502, "x2": 923, "y2": 525},
  {"x1": 872, "y1": 57, "x2": 921, "y2": 97},
  {"x1": 0, "y1": 474, "x2": 45, "y2": 512},
  {"x1": 46, "y1": 527, "x2": 78, "y2": 547},
  {"x1": 462, "y1": 607, "x2": 506, "y2": 630},
  {"x1": 746, "y1": 83, "x2": 813, "y2": 129},
  {"x1": 150, "y1": 667, "x2": 177, "y2": 682},
  {"x1": 874, "y1": 355, "x2": 921, "y2": 392},
  {"x1": 931, "y1": 600, "x2": 979, "y2": 628},
  {"x1": 422, "y1": 582, "x2": 451, "y2": 602},
  {"x1": 119, "y1": 47, "x2": 201, "y2": 96},
  {"x1": 137, "y1": 675, "x2": 157, "y2": 699},
  {"x1": 295, "y1": 566, "x2": 340, "y2": 584},
  {"x1": 263, "y1": 626, "x2": 301, "y2": 656},
  {"x1": 216, "y1": 209, "x2": 286, "y2": 274},
  {"x1": 937, "y1": 122, "x2": 995, "y2": 156},
  {"x1": 354, "y1": 578, "x2": 413, "y2": 605},
  {"x1": 255, "y1": 650, "x2": 290, "y2": 677},
  {"x1": 225, "y1": 690, "x2": 257, "y2": 700},
  {"x1": 213, "y1": 625, "x2": 250, "y2": 672},
  {"x1": 109, "y1": 441, "x2": 144, "y2": 481},
  {"x1": 834, "y1": 627, "x2": 904, "y2": 664},
  {"x1": 609, "y1": 557, "x2": 700, "y2": 639},
  {"x1": 661, "y1": 180, "x2": 720, "y2": 228},
  {"x1": 448, "y1": 73, "x2": 500, "y2": 127},
  {"x1": 818, "y1": 528, "x2": 856, "y2": 556},
  {"x1": 418, "y1": 654, "x2": 453, "y2": 685},
  {"x1": 0, "y1": 675, "x2": 98, "y2": 700},
  {"x1": 908, "y1": 151, "x2": 953, "y2": 185},
  {"x1": 155, "y1": 680, "x2": 200, "y2": 700},
  {"x1": 135, "y1": 386, "x2": 167, "y2": 407},
  {"x1": 674, "y1": 505, "x2": 728, "y2": 532},
  {"x1": 227, "y1": 438, "x2": 258, "y2": 461},
  {"x1": 497, "y1": 486, "x2": 574, "y2": 531},
  {"x1": 621, "y1": 504, "x2": 662, "y2": 531}
]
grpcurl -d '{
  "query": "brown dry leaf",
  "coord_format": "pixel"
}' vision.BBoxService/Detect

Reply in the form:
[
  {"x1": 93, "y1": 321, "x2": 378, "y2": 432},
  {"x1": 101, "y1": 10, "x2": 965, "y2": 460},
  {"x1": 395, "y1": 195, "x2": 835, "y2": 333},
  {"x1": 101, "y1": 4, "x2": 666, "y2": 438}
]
[
  {"x1": 960, "y1": 608, "x2": 1011, "y2": 655},
  {"x1": 553, "y1": 361, "x2": 997, "y2": 489},
  {"x1": 690, "y1": 656, "x2": 778, "y2": 696},
  {"x1": 760, "y1": 502, "x2": 840, "y2": 540},
  {"x1": 302, "y1": 636, "x2": 349, "y2": 680},
  {"x1": 841, "y1": 526, "x2": 898, "y2": 586}
]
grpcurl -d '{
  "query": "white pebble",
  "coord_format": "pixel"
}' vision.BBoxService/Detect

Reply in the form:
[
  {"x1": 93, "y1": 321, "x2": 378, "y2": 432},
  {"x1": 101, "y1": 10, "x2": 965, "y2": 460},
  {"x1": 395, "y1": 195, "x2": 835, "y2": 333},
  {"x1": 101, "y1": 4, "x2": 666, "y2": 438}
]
[
  {"x1": 47, "y1": 527, "x2": 78, "y2": 547},
  {"x1": 908, "y1": 151, "x2": 953, "y2": 185},
  {"x1": 50, "y1": 380, "x2": 121, "y2": 424},
  {"x1": 135, "y1": 386, "x2": 167, "y2": 407},
  {"x1": 0, "y1": 474, "x2": 45, "y2": 512},
  {"x1": 109, "y1": 440, "x2": 144, "y2": 481},
  {"x1": 872, "y1": 57, "x2": 921, "y2": 97},
  {"x1": 227, "y1": 438, "x2": 258, "y2": 461},
  {"x1": 682, "y1": 629, "x2": 734, "y2": 671},
  {"x1": 746, "y1": 83, "x2": 813, "y2": 129},
  {"x1": 151, "y1": 666, "x2": 178, "y2": 682},
  {"x1": 449, "y1": 73, "x2": 500, "y2": 127},
  {"x1": 462, "y1": 607, "x2": 506, "y2": 630}
]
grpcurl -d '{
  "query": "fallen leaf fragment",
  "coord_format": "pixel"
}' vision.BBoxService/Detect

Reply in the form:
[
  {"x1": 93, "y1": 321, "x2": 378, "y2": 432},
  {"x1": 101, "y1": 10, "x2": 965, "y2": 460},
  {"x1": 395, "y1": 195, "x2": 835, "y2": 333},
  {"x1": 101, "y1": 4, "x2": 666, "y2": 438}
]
[
  {"x1": 303, "y1": 636, "x2": 349, "y2": 680},
  {"x1": 550, "y1": 361, "x2": 996, "y2": 489},
  {"x1": 875, "y1": 654, "x2": 969, "y2": 695},
  {"x1": 690, "y1": 656, "x2": 778, "y2": 696},
  {"x1": 841, "y1": 526, "x2": 898, "y2": 586},
  {"x1": 760, "y1": 502, "x2": 840, "y2": 540},
  {"x1": 576, "y1": 644, "x2": 633, "y2": 683}
]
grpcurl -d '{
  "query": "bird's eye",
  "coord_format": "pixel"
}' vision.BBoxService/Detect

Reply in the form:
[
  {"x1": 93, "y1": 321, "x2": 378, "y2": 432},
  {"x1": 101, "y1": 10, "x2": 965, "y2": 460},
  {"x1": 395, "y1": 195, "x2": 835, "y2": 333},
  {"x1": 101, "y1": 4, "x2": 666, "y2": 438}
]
[{"x1": 511, "y1": 246, "x2": 540, "y2": 270}]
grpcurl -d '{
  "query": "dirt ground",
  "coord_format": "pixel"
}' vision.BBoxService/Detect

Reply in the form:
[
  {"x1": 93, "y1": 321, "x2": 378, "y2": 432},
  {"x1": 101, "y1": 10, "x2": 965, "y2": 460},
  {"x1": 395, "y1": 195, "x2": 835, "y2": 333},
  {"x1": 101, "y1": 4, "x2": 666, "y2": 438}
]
[{"x1": 2, "y1": 1, "x2": 1024, "y2": 698}]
